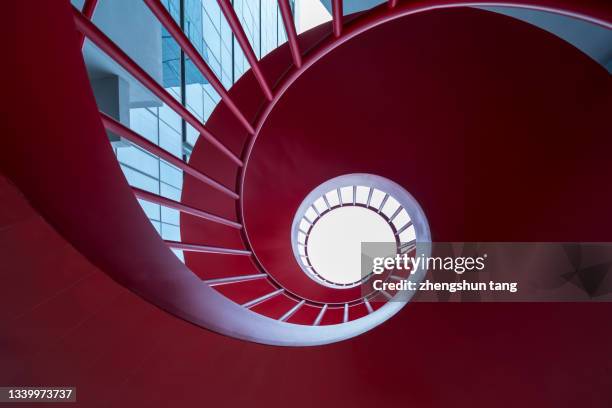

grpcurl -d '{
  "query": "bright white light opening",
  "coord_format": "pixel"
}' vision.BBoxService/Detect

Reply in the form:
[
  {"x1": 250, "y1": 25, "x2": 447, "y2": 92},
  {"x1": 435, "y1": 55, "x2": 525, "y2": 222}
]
[
  {"x1": 307, "y1": 206, "x2": 395, "y2": 285},
  {"x1": 291, "y1": 174, "x2": 429, "y2": 289},
  {"x1": 295, "y1": 0, "x2": 332, "y2": 34}
]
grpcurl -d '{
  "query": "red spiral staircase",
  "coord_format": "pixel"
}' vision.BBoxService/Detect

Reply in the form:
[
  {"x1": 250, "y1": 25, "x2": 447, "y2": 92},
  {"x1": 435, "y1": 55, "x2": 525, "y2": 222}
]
[{"x1": 2, "y1": 0, "x2": 612, "y2": 406}]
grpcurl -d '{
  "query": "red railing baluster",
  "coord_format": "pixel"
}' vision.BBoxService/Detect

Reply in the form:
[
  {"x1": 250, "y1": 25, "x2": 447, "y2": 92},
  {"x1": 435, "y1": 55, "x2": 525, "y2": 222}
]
[
  {"x1": 165, "y1": 241, "x2": 252, "y2": 256},
  {"x1": 100, "y1": 112, "x2": 239, "y2": 199},
  {"x1": 332, "y1": 0, "x2": 343, "y2": 37},
  {"x1": 204, "y1": 273, "x2": 267, "y2": 286},
  {"x1": 278, "y1": 0, "x2": 302, "y2": 68},
  {"x1": 72, "y1": 7, "x2": 243, "y2": 167},
  {"x1": 217, "y1": 0, "x2": 274, "y2": 101},
  {"x1": 132, "y1": 187, "x2": 242, "y2": 228},
  {"x1": 78, "y1": 0, "x2": 98, "y2": 48},
  {"x1": 242, "y1": 289, "x2": 284, "y2": 308},
  {"x1": 143, "y1": 0, "x2": 255, "y2": 135}
]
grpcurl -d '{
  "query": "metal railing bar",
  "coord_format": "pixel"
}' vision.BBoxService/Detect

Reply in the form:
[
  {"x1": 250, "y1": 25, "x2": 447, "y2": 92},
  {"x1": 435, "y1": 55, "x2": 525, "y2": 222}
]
[
  {"x1": 165, "y1": 240, "x2": 251, "y2": 256},
  {"x1": 388, "y1": 206, "x2": 403, "y2": 222},
  {"x1": 79, "y1": 0, "x2": 98, "y2": 48},
  {"x1": 279, "y1": 299, "x2": 305, "y2": 322},
  {"x1": 101, "y1": 112, "x2": 239, "y2": 199},
  {"x1": 72, "y1": 7, "x2": 243, "y2": 166},
  {"x1": 133, "y1": 187, "x2": 242, "y2": 228},
  {"x1": 394, "y1": 221, "x2": 413, "y2": 236},
  {"x1": 204, "y1": 273, "x2": 267, "y2": 286},
  {"x1": 331, "y1": 0, "x2": 343, "y2": 37},
  {"x1": 313, "y1": 304, "x2": 328, "y2": 326},
  {"x1": 399, "y1": 239, "x2": 417, "y2": 249},
  {"x1": 378, "y1": 193, "x2": 389, "y2": 213},
  {"x1": 364, "y1": 298, "x2": 374, "y2": 314},
  {"x1": 323, "y1": 194, "x2": 331, "y2": 210},
  {"x1": 278, "y1": 0, "x2": 302, "y2": 68},
  {"x1": 312, "y1": 205, "x2": 320, "y2": 217},
  {"x1": 366, "y1": 187, "x2": 373, "y2": 207},
  {"x1": 217, "y1": 0, "x2": 273, "y2": 101},
  {"x1": 143, "y1": 0, "x2": 255, "y2": 135},
  {"x1": 242, "y1": 289, "x2": 284, "y2": 308}
]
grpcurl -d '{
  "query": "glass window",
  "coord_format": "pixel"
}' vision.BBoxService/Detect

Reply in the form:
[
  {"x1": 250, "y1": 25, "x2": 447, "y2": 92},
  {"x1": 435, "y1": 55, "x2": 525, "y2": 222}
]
[{"x1": 82, "y1": 0, "x2": 298, "y2": 262}]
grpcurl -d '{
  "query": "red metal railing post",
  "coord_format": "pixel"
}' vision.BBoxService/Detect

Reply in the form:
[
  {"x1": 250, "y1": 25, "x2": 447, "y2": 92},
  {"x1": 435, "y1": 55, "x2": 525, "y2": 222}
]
[
  {"x1": 132, "y1": 187, "x2": 242, "y2": 228},
  {"x1": 332, "y1": 0, "x2": 343, "y2": 37},
  {"x1": 217, "y1": 0, "x2": 274, "y2": 101},
  {"x1": 100, "y1": 112, "x2": 239, "y2": 199},
  {"x1": 78, "y1": 0, "x2": 98, "y2": 48},
  {"x1": 278, "y1": 0, "x2": 302, "y2": 68},
  {"x1": 165, "y1": 241, "x2": 252, "y2": 256},
  {"x1": 143, "y1": 0, "x2": 255, "y2": 135},
  {"x1": 72, "y1": 7, "x2": 243, "y2": 167}
]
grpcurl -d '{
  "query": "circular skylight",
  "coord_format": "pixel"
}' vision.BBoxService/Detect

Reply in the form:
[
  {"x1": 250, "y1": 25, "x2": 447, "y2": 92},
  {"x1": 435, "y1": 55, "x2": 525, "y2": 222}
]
[
  {"x1": 308, "y1": 206, "x2": 395, "y2": 285},
  {"x1": 291, "y1": 174, "x2": 429, "y2": 289}
]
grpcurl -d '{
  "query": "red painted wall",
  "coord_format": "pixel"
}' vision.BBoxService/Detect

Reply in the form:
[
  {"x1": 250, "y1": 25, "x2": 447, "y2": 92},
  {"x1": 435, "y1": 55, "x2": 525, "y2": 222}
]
[{"x1": 2, "y1": 2, "x2": 611, "y2": 407}]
